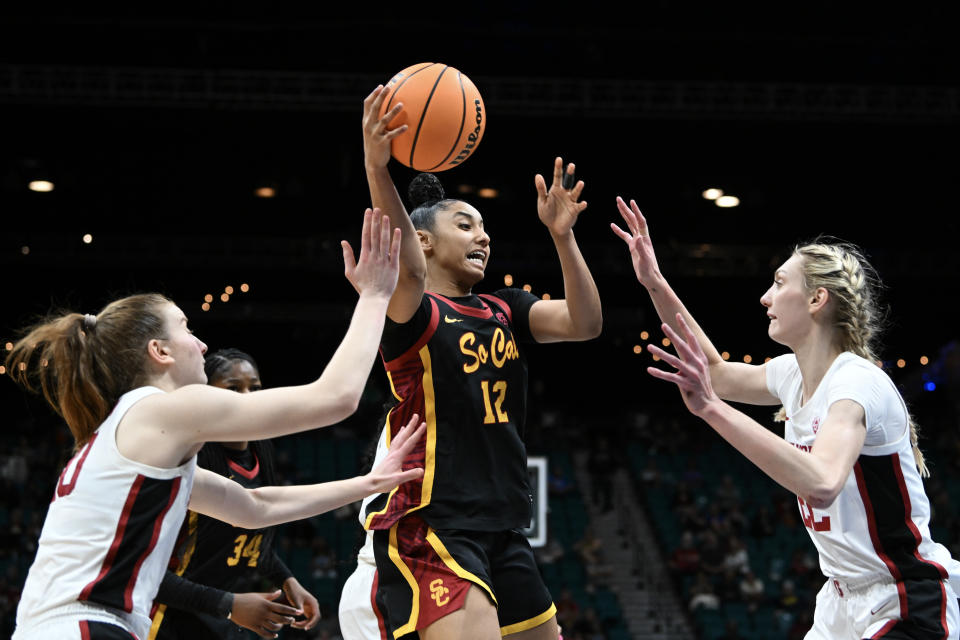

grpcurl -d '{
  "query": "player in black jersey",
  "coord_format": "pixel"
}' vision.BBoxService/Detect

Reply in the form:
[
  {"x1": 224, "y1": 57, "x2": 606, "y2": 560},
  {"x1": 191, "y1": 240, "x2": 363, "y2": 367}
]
[
  {"x1": 149, "y1": 349, "x2": 320, "y2": 639},
  {"x1": 360, "y1": 86, "x2": 602, "y2": 640}
]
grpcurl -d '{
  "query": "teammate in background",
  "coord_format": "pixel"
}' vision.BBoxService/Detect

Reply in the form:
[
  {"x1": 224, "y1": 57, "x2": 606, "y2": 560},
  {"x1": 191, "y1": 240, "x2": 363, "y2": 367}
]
[
  {"x1": 360, "y1": 86, "x2": 602, "y2": 640},
  {"x1": 612, "y1": 197, "x2": 960, "y2": 639},
  {"x1": 149, "y1": 349, "x2": 320, "y2": 639},
  {"x1": 6, "y1": 210, "x2": 426, "y2": 640}
]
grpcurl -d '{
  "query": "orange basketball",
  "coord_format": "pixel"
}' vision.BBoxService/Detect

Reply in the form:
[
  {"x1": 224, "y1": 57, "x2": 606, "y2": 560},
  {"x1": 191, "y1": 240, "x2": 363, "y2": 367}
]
[{"x1": 378, "y1": 62, "x2": 486, "y2": 172}]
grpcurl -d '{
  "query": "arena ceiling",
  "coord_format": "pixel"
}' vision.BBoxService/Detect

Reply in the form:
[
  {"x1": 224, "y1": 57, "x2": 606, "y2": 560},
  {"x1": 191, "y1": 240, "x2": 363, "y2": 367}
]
[{"x1": 2, "y1": 5, "x2": 957, "y2": 400}]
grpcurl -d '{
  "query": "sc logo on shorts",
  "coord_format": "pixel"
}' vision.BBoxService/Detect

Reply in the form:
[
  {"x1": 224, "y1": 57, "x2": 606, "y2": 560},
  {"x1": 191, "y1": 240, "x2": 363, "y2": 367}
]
[{"x1": 430, "y1": 579, "x2": 450, "y2": 606}]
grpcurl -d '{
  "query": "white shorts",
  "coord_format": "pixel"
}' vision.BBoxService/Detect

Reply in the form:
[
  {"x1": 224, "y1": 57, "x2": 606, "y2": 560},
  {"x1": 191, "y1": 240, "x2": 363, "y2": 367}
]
[
  {"x1": 806, "y1": 576, "x2": 959, "y2": 640},
  {"x1": 338, "y1": 560, "x2": 385, "y2": 640},
  {"x1": 13, "y1": 603, "x2": 142, "y2": 639}
]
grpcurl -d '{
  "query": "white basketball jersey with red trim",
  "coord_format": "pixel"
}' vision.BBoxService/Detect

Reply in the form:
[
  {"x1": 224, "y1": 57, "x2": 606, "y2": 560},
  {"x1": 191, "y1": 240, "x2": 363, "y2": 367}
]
[
  {"x1": 16, "y1": 386, "x2": 196, "y2": 638},
  {"x1": 767, "y1": 352, "x2": 960, "y2": 588}
]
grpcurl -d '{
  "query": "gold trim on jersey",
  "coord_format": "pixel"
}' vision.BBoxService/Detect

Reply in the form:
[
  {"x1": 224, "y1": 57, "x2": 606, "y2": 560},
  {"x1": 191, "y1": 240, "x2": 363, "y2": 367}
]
[
  {"x1": 425, "y1": 529, "x2": 497, "y2": 606},
  {"x1": 417, "y1": 344, "x2": 437, "y2": 508},
  {"x1": 384, "y1": 407, "x2": 394, "y2": 447},
  {"x1": 148, "y1": 511, "x2": 200, "y2": 639},
  {"x1": 500, "y1": 603, "x2": 557, "y2": 636},
  {"x1": 388, "y1": 523, "x2": 420, "y2": 638},
  {"x1": 364, "y1": 345, "x2": 437, "y2": 530},
  {"x1": 386, "y1": 371, "x2": 403, "y2": 404}
]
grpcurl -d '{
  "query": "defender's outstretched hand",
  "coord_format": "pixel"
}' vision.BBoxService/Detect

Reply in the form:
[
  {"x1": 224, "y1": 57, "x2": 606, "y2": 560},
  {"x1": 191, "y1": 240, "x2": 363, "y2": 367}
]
[
  {"x1": 362, "y1": 85, "x2": 408, "y2": 169},
  {"x1": 367, "y1": 414, "x2": 427, "y2": 493},
  {"x1": 535, "y1": 156, "x2": 587, "y2": 236},
  {"x1": 342, "y1": 208, "x2": 402, "y2": 297},
  {"x1": 646, "y1": 313, "x2": 721, "y2": 417},
  {"x1": 610, "y1": 196, "x2": 664, "y2": 287}
]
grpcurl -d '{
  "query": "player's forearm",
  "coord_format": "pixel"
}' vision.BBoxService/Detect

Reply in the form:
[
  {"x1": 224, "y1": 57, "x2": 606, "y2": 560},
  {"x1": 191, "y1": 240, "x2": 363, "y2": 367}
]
[
  {"x1": 365, "y1": 164, "x2": 426, "y2": 279},
  {"x1": 551, "y1": 230, "x2": 602, "y2": 339},
  {"x1": 644, "y1": 274, "x2": 723, "y2": 366},
  {"x1": 312, "y1": 293, "x2": 391, "y2": 420},
  {"x1": 156, "y1": 570, "x2": 233, "y2": 618},
  {"x1": 242, "y1": 476, "x2": 377, "y2": 528},
  {"x1": 699, "y1": 401, "x2": 841, "y2": 506}
]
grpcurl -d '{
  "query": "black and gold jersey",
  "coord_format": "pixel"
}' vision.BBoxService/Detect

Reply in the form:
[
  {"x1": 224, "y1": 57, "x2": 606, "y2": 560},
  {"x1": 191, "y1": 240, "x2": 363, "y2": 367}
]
[
  {"x1": 150, "y1": 446, "x2": 287, "y2": 639},
  {"x1": 364, "y1": 288, "x2": 539, "y2": 533}
]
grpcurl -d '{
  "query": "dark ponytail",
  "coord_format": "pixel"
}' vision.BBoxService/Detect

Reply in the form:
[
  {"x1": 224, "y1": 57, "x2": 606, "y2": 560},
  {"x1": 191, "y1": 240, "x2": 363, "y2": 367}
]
[{"x1": 408, "y1": 173, "x2": 454, "y2": 231}]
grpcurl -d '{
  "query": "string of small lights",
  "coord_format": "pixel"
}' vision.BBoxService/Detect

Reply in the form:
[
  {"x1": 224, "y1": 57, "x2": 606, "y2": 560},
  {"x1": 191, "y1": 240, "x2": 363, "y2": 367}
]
[{"x1": 201, "y1": 283, "x2": 251, "y2": 312}]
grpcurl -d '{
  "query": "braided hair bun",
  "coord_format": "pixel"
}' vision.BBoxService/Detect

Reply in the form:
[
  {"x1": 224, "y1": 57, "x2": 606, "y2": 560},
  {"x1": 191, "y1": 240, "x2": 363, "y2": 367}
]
[{"x1": 408, "y1": 173, "x2": 446, "y2": 209}]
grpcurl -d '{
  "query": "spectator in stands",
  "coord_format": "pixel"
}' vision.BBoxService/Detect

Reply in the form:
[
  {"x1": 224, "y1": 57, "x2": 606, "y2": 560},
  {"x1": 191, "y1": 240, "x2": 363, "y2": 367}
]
[
  {"x1": 723, "y1": 536, "x2": 750, "y2": 574},
  {"x1": 587, "y1": 437, "x2": 616, "y2": 512},
  {"x1": 668, "y1": 530, "x2": 701, "y2": 575},
  {"x1": 555, "y1": 588, "x2": 581, "y2": 632},
  {"x1": 787, "y1": 609, "x2": 814, "y2": 640},
  {"x1": 739, "y1": 569, "x2": 765, "y2": 612},
  {"x1": 311, "y1": 536, "x2": 337, "y2": 580},
  {"x1": 717, "y1": 619, "x2": 745, "y2": 640},
  {"x1": 750, "y1": 504, "x2": 776, "y2": 538},
  {"x1": 716, "y1": 567, "x2": 742, "y2": 603},
  {"x1": 639, "y1": 456, "x2": 662, "y2": 487},
  {"x1": 726, "y1": 501, "x2": 749, "y2": 536},
  {"x1": 714, "y1": 474, "x2": 742, "y2": 510},
  {"x1": 698, "y1": 530, "x2": 726, "y2": 576},
  {"x1": 672, "y1": 483, "x2": 705, "y2": 531},
  {"x1": 776, "y1": 579, "x2": 801, "y2": 613},
  {"x1": 534, "y1": 534, "x2": 566, "y2": 566},
  {"x1": 788, "y1": 547, "x2": 817, "y2": 579},
  {"x1": 576, "y1": 528, "x2": 613, "y2": 588},
  {"x1": 572, "y1": 606, "x2": 605, "y2": 640},
  {"x1": 706, "y1": 502, "x2": 731, "y2": 537},
  {"x1": 679, "y1": 457, "x2": 704, "y2": 491},
  {"x1": 688, "y1": 572, "x2": 720, "y2": 611}
]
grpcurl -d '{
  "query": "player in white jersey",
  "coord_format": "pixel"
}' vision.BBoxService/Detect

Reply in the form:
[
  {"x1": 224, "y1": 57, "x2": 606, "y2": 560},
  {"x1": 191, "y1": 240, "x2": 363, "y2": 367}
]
[
  {"x1": 338, "y1": 416, "x2": 390, "y2": 640},
  {"x1": 5, "y1": 210, "x2": 426, "y2": 640},
  {"x1": 612, "y1": 197, "x2": 960, "y2": 640}
]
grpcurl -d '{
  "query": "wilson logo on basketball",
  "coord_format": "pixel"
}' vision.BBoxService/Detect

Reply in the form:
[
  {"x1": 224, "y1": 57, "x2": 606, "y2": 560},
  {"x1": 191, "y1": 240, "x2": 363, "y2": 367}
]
[
  {"x1": 430, "y1": 579, "x2": 450, "y2": 606},
  {"x1": 448, "y1": 99, "x2": 484, "y2": 167}
]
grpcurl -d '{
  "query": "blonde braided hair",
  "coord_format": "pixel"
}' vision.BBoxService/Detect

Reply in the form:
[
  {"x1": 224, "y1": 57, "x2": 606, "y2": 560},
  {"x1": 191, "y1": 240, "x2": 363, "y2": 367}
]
[{"x1": 772, "y1": 239, "x2": 928, "y2": 477}]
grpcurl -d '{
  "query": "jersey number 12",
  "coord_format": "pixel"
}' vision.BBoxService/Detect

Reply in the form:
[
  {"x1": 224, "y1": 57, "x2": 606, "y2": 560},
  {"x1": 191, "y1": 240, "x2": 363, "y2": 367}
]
[{"x1": 480, "y1": 380, "x2": 508, "y2": 424}]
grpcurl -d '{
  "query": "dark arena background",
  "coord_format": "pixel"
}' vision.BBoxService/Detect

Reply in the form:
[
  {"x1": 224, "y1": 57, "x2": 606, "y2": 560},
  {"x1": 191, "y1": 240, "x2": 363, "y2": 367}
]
[{"x1": 2, "y1": 5, "x2": 959, "y2": 639}]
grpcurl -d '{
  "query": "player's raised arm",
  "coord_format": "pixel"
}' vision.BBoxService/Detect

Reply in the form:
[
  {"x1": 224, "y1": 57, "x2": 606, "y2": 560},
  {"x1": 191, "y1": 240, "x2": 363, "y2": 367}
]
[
  {"x1": 647, "y1": 315, "x2": 865, "y2": 507},
  {"x1": 120, "y1": 209, "x2": 401, "y2": 465},
  {"x1": 611, "y1": 196, "x2": 777, "y2": 405},
  {"x1": 526, "y1": 157, "x2": 603, "y2": 343},
  {"x1": 362, "y1": 85, "x2": 426, "y2": 322}
]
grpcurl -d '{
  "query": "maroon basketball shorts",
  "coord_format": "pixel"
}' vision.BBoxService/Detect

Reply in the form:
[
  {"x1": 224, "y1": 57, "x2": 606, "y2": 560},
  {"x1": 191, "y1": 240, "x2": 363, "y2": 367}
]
[{"x1": 371, "y1": 514, "x2": 556, "y2": 638}]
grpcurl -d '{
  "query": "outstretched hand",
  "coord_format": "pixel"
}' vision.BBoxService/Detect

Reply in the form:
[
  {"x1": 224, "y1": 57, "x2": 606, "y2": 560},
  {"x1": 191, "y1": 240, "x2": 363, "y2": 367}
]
[
  {"x1": 281, "y1": 577, "x2": 320, "y2": 630},
  {"x1": 610, "y1": 196, "x2": 663, "y2": 286},
  {"x1": 646, "y1": 313, "x2": 720, "y2": 417},
  {"x1": 535, "y1": 156, "x2": 587, "y2": 237},
  {"x1": 342, "y1": 208, "x2": 402, "y2": 298},
  {"x1": 362, "y1": 85, "x2": 408, "y2": 169},
  {"x1": 367, "y1": 414, "x2": 426, "y2": 493}
]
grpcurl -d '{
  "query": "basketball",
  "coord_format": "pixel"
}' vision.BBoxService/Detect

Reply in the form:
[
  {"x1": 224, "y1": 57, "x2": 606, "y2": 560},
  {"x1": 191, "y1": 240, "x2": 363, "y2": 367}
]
[{"x1": 378, "y1": 62, "x2": 486, "y2": 172}]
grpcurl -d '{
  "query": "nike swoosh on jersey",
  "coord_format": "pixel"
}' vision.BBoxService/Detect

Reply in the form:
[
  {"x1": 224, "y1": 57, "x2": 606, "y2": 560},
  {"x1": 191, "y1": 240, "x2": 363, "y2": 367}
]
[{"x1": 444, "y1": 315, "x2": 463, "y2": 323}]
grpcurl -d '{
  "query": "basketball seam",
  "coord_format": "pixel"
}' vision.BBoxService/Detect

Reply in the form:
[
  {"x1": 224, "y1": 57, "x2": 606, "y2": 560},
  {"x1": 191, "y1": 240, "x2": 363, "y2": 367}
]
[
  {"x1": 427, "y1": 71, "x2": 467, "y2": 171},
  {"x1": 384, "y1": 62, "x2": 435, "y2": 113},
  {"x1": 409, "y1": 66, "x2": 449, "y2": 169}
]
